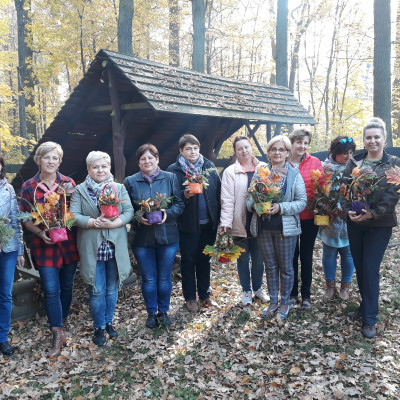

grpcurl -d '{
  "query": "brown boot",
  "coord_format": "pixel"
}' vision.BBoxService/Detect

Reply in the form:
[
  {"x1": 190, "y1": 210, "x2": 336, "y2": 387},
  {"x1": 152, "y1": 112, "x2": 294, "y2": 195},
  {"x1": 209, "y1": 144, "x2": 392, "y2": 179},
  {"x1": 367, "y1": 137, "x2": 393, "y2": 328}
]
[
  {"x1": 324, "y1": 280, "x2": 336, "y2": 300},
  {"x1": 339, "y1": 282, "x2": 351, "y2": 300},
  {"x1": 62, "y1": 318, "x2": 72, "y2": 338},
  {"x1": 47, "y1": 327, "x2": 67, "y2": 359}
]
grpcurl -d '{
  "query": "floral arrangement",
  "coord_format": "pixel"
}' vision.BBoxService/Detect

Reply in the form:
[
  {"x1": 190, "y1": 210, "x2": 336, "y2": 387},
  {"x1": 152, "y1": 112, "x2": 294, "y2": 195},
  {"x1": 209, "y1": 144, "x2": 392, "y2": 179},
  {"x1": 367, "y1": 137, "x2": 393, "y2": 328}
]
[
  {"x1": 182, "y1": 167, "x2": 215, "y2": 189},
  {"x1": 98, "y1": 185, "x2": 126, "y2": 206},
  {"x1": 0, "y1": 217, "x2": 15, "y2": 248},
  {"x1": 203, "y1": 231, "x2": 245, "y2": 264},
  {"x1": 133, "y1": 192, "x2": 173, "y2": 222},
  {"x1": 340, "y1": 166, "x2": 383, "y2": 206},
  {"x1": 247, "y1": 166, "x2": 285, "y2": 215},
  {"x1": 307, "y1": 166, "x2": 341, "y2": 217},
  {"x1": 19, "y1": 182, "x2": 76, "y2": 231},
  {"x1": 385, "y1": 165, "x2": 400, "y2": 190}
]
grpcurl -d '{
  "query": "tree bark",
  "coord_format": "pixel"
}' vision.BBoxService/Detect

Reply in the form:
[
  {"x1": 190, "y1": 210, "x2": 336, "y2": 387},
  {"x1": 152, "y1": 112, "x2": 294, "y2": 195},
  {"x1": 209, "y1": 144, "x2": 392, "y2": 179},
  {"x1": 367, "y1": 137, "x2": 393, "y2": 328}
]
[
  {"x1": 118, "y1": 0, "x2": 134, "y2": 56},
  {"x1": 374, "y1": 0, "x2": 392, "y2": 146},
  {"x1": 14, "y1": 0, "x2": 35, "y2": 156},
  {"x1": 168, "y1": 0, "x2": 180, "y2": 66},
  {"x1": 276, "y1": 0, "x2": 288, "y2": 87},
  {"x1": 191, "y1": 0, "x2": 206, "y2": 72}
]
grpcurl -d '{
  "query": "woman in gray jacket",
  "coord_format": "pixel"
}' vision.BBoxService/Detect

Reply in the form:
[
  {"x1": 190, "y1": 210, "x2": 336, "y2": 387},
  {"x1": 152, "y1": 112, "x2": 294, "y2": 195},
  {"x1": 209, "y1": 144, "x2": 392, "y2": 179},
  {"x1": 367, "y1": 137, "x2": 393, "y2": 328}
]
[
  {"x1": 70, "y1": 151, "x2": 134, "y2": 346},
  {"x1": 248, "y1": 136, "x2": 306, "y2": 321}
]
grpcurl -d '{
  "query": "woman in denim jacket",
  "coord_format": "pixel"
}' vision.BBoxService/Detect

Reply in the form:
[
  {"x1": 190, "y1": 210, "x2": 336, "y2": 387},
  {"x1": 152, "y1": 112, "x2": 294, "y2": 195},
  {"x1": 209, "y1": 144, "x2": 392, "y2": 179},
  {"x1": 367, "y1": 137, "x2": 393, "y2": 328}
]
[
  {"x1": 0, "y1": 155, "x2": 24, "y2": 356},
  {"x1": 124, "y1": 144, "x2": 184, "y2": 329}
]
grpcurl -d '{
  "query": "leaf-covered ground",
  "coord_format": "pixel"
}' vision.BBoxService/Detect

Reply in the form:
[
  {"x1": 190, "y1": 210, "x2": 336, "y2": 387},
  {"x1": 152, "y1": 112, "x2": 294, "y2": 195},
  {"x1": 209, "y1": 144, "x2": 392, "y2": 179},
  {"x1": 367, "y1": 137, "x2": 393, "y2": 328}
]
[{"x1": 1, "y1": 225, "x2": 400, "y2": 400}]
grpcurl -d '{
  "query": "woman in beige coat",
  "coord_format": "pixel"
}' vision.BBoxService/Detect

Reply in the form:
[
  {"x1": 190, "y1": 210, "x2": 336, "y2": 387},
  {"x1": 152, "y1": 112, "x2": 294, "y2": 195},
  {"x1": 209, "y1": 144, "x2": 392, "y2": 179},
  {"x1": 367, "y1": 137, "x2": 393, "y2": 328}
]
[
  {"x1": 220, "y1": 136, "x2": 267, "y2": 306},
  {"x1": 70, "y1": 151, "x2": 133, "y2": 346}
]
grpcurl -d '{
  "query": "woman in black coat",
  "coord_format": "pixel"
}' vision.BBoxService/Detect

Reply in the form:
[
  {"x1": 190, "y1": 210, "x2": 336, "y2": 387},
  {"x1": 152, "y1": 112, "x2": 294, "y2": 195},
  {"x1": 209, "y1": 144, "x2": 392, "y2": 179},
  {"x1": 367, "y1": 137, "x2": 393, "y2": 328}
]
[{"x1": 167, "y1": 134, "x2": 220, "y2": 312}]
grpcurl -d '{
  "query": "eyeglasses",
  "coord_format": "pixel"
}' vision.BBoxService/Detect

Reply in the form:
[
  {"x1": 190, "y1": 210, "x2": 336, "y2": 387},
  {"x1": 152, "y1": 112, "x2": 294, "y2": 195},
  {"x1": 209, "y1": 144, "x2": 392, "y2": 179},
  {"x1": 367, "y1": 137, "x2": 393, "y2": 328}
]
[
  {"x1": 269, "y1": 148, "x2": 287, "y2": 153},
  {"x1": 340, "y1": 137, "x2": 353, "y2": 144}
]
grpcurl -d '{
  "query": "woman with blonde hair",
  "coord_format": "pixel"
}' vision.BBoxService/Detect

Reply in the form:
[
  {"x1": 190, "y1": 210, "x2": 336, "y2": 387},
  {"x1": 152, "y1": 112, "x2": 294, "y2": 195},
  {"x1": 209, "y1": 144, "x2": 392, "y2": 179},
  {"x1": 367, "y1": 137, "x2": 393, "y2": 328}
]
[
  {"x1": 248, "y1": 136, "x2": 306, "y2": 320},
  {"x1": 70, "y1": 151, "x2": 133, "y2": 346},
  {"x1": 20, "y1": 141, "x2": 79, "y2": 358}
]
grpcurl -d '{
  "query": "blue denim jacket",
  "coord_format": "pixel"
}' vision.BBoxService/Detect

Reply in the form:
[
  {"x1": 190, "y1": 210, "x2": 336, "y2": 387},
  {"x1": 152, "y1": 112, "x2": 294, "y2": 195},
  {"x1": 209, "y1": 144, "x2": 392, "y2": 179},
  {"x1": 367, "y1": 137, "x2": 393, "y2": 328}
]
[
  {"x1": 124, "y1": 171, "x2": 184, "y2": 247},
  {"x1": 0, "y1": 181, "x2": 23, "y2": 255}
]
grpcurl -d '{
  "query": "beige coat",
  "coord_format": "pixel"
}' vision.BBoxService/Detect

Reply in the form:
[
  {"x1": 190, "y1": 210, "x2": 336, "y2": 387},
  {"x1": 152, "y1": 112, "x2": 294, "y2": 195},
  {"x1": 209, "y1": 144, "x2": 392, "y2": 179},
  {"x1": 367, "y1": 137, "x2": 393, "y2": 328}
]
[{"x1": 220, "y1": 157, "x2": 260, "y2": 237}]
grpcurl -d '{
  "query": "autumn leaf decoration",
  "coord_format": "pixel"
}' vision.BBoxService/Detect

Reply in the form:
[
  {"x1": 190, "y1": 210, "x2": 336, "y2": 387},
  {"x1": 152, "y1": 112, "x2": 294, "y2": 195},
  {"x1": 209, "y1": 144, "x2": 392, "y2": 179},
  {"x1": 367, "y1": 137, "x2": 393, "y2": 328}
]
[
  {"x1": 385, "y1": 165, "x2": 400, "y2": 192},
  {"x1": 203, "y1": 230, "x2": 245, "y2": 265},
  {"x1": 247, "y1": 166, "x2": 285, "y2": 204}
]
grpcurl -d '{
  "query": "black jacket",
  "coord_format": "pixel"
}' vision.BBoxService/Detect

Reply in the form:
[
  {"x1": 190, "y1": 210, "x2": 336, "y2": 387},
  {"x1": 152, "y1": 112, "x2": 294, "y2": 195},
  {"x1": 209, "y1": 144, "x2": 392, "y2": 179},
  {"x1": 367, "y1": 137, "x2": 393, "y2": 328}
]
[
  {"x1": 124, "y1": 171, "x2": 185, "y2": 247},
  {"x1": 166, "y1": 157, "x2": 221, "y2": 233},
  {"x1": 340, "y1": 150, "x2": 400, "y2": 227}
]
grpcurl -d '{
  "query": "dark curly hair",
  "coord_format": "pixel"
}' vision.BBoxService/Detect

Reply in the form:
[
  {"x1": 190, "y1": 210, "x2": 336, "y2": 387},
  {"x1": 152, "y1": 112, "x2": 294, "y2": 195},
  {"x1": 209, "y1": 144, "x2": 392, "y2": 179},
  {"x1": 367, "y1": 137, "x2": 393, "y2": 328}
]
[{"x1": 328, "y1": 136, "x2": 356, "y2": 161}]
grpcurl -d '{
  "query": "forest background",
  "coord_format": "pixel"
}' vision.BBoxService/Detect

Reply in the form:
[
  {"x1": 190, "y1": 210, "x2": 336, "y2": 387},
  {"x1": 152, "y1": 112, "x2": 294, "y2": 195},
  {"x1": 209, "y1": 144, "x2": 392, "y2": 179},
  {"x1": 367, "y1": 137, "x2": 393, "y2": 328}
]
[{"x1": 0, "y1": 0, "x2": 399, "y2": 165}]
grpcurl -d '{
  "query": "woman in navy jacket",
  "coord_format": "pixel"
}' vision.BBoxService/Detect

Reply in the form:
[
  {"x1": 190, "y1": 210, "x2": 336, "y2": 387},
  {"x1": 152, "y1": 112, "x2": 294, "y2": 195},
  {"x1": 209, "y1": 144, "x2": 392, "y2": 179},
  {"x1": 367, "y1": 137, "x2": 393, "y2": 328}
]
[
  {"x1": 124, "y1": 144, "x2": 184, "y2": 329},
  {"x1": 167, "y1": 134, "x2": 220, "y2": 312}
]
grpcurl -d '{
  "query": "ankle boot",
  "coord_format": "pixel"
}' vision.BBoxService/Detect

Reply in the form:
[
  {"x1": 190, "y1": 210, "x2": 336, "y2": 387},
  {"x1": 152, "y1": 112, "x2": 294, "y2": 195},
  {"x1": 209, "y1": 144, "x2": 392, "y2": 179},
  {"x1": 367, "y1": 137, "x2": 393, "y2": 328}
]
[
  {"x1": 324, "y1": 280, "x2": 336, "y2": 300},
  {"x1": 47, "y1": 327, "x2": 67, "y2": 359},
  {"x1": 339, "y1": 282, "x2": 351, "y2": 300},
  {"x1": 62, "y1": 318, "x2": 72, "y2": 338}
]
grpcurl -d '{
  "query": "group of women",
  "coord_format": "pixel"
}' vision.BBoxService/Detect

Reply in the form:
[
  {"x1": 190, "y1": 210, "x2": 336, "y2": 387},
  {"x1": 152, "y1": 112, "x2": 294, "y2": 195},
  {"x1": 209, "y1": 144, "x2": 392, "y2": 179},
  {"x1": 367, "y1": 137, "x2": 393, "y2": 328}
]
[{"x1": 0, "y1": 117, "x2": 398, "y2": 358}]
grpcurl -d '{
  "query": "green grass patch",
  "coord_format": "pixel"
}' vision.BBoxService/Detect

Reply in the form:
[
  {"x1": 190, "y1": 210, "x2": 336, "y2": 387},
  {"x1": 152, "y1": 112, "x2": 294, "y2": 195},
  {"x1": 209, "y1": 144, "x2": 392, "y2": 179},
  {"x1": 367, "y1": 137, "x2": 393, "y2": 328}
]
[
  {"x1": 171, "y1": 385, "x2": 200, "y2": 400},
  {"x1": 235, "y1": 311, "x2": 250, "y2": 325}
]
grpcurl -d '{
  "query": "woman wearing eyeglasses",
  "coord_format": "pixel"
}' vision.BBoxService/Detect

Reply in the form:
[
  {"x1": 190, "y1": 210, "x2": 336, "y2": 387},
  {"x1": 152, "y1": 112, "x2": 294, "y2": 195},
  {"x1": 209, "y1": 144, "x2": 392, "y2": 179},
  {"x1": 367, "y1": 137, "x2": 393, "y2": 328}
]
[
  {"x1": 288, "y1": 129, "x2": 323, "y2": 309},
  {"x1": 319, "y1": 136, "x2": 356, "y2": 300},
  {"x1": 247, "y1": 136, "x2": 306, "y2": 321}
]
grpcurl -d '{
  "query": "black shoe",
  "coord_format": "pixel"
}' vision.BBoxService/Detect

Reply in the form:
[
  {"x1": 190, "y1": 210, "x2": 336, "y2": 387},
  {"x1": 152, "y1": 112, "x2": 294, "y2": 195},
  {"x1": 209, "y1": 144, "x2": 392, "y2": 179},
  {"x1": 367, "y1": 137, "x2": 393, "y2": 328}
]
[
  {"x1": 347, "y1": 310, "x2": 362, "y2": 321},
  {"x1": 92, "y1": 328, "x2": 106, "y2": 346},
  {"x1": 0, "y1": 341, "x2": 14, "y2": 356},
  {"x1": 157, "y1": 312, "x2": 171, "y2": 327},
  {"x1": 145, "y1": 313, "x2": 158, "y2": 329},
  {"x1": 362, "y1": 324, "x2": 376, "y2": 339},
  {"x1": 301, "y1": 298, "x2": 312, "y2": 310},
  {"x1": 105, "y1": 323, "x2": 118, "y2": 340}
]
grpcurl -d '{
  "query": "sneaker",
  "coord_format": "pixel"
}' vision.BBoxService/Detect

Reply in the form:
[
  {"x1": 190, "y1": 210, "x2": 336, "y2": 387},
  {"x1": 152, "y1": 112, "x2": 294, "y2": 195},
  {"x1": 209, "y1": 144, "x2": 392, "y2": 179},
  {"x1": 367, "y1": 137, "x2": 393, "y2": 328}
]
[
  {"x1": 261, "y1": 303, "x2": 278, "y2": 318},
  {"x1": 362, "y1": 324, "x2": 376, "y2": 339},
  {"x1": 0, "y1": 341, "x2": 15, "y2": 356},
  {"x1": 158, "y1": 312, "x2": 171, "y2": 327},
  {"x1": 186, "y1": 300, "x2": 199, "y2": 312},
  {"x1": 105, "y1": 323, "x2": 118, "y2": 340},
  {"x1": 254, "y1": 289, "x2": 269, "y2": 304},
  {"x1": 92, "y1": 328, "x2": 106, "y2": 347},
  {"x1": 145, "y1": 313, "x2": 158, "y2": 329},
  {"x1": 242, "y1": 291, "x2": 253, "y2": 305},
  {"x1": 289, "y1": 296, "x2": 299, "y2": 306},
  {"x1": 277, "y1": 304, "x2": 291, "y2": 320},
  {"x1": 301, "y1": 299, "x2": 312, "y2": 309},
  {"x1": 347, "y1": 309, "x2": 362, "y2": 321}
]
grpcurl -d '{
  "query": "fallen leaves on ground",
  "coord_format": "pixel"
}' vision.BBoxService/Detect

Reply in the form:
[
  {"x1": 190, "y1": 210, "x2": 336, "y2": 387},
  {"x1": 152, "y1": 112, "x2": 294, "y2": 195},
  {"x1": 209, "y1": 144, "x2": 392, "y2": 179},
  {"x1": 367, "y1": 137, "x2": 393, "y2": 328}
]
[{"x1": 1, "y1": 217, "x2": 400, "y2": 399}]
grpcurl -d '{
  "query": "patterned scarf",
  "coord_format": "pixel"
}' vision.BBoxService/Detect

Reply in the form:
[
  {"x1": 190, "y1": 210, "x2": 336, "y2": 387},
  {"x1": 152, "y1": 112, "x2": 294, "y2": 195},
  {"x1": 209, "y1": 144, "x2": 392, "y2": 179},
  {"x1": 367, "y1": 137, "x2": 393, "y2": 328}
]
[
  {"x1": 140, "y1": 167, "x2": 161, "y2": 184},
  {"x1": 177, "y1": 153, "x2": 205, "y2": 176},
  {"x1": 85, "y1": 173, "x2": 114, "y2": 198}
]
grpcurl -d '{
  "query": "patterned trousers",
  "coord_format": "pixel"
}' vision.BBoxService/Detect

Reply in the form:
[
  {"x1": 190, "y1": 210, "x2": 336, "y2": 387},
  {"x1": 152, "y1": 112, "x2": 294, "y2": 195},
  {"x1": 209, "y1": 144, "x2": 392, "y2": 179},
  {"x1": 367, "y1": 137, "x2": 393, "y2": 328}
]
[{"x1": 257, "y1": 230, "x2": 297, "y2": 305}]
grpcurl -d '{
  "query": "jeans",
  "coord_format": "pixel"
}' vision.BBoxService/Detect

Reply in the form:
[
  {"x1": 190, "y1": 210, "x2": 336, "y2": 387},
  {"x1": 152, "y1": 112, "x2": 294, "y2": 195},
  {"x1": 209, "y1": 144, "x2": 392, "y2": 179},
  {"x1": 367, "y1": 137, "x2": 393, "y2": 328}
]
[
  {"x1": 89, "y1": 258, "x2": 119, "y2": 329},
  {"x1": 38, "y1": 262, "x2": 77, "y2": 329},
  {"x1": 291, "y1": 219, "x2": 319, "y2": 300},
  {"x1": 234, "y1": 237, "x2": 264, "y2": 293},
  {"x1": 347, "y1": 221, "x2": 392, "y2": 326},
  {"x1": 133, "y1": 242, "x2": 179, "y2": 314},
  {"x1": 179, "y1": 226, "x2": 216, "y2": 301},
  {"x1": 322, "y1": 243, "x2": 355, "y2": 282},
  {"x1": 0, "y1": 251, "x2": 18, "y2": 342}
]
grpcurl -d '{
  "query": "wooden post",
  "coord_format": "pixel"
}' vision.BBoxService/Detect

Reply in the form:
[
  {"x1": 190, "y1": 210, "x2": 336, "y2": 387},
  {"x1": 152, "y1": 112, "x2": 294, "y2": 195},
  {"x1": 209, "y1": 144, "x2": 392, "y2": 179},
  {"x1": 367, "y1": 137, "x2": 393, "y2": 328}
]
[
  {"x1": 266, "y1": 123, "x2": 272, "y2": 142},
  {"x1": 108, "y1": 68, "x2": 127, "y2": 182}
]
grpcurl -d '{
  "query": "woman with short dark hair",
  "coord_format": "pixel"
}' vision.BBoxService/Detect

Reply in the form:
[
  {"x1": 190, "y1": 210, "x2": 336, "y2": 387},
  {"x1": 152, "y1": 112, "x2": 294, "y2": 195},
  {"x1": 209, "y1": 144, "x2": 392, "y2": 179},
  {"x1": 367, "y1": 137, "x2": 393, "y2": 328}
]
[
  {"x1": 124, "y1": 144, "x2": 184, "y2": 328},
  {"x1": 167, "y1": 133, "x2": 220, "y2": 312},
  {"x1": 0, "y1": 155, "x2": 24, "y2": 356}
]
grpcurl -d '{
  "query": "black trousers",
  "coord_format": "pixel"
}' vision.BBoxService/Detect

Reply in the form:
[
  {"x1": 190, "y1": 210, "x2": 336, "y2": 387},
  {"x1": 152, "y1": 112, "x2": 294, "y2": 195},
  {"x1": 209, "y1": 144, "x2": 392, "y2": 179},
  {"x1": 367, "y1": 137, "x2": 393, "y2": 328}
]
[
  {"x1": 290, "y1": 219, "x2": 319, "y2": 300},
  {"x1": 179, "y1": 225, "x2": 217, "y2": 301},
  {"x1": 347, "y1": 221, "x2": 392, "y2": 326}
]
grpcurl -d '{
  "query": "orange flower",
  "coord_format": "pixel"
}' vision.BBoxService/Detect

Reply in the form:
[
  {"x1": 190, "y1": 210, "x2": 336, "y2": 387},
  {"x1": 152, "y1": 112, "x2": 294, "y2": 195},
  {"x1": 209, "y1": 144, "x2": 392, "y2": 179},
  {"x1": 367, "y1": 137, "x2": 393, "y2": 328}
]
[
  {"x1": 270, "y1": 173, "x2": 281, "y2": 185},
  {"x1": 257, "y1": 167, "x2": 271, "y2": 182},
  {"x1": 310, "y1": 169, "x2": 322, "y2": 181},
  {"x1": 350, "y1": 167, "x2": 361, "y2": 178},
  {"x1": 321, "y1": 184, "x2": 331, "y2": 194},
  {"x1": 46, "y1": 192, "x2": 60, "y2": 206}
]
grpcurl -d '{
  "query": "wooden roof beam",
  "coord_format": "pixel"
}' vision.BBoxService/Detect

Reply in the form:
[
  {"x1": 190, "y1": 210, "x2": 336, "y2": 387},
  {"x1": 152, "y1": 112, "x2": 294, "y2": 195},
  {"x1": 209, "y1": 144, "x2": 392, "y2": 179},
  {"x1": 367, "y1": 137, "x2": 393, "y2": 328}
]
[{"x1": 86, "y1": 102, "x2": 151, "y2": 113}]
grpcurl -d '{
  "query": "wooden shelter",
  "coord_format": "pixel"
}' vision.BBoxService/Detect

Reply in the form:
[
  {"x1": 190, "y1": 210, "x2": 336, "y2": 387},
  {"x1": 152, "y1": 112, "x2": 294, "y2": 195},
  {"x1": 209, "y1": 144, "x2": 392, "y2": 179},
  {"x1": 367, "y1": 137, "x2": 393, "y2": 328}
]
[{"x1": 14, "y1": 49, "x2": 315, "y2": 187}]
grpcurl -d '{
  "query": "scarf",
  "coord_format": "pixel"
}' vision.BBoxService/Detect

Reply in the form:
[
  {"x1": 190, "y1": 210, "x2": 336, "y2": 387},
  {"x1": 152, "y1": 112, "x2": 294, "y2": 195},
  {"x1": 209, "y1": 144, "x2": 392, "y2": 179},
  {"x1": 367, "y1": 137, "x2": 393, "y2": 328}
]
[
  {"x1": 85, "y1": 173, "x2": 114, "y2": 198},
  {"x1": 177, "y1": 153, "x2": 205, "y2": 176},
  {"x1": 140, "y1": 167, "x2": 161, "y2": 184},
  {"x1": 0, "y1": 177, "x2": 6, "y2": 188}
]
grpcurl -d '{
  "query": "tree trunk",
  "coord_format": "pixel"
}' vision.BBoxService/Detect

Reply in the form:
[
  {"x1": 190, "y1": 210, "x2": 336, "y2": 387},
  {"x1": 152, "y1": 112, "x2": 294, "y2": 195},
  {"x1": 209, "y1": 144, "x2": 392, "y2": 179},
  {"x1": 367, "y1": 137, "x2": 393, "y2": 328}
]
[
  {"x1": 118, "y1": 0, "x2": 134, "y2": 56},
  {"x1": 191, "y1": 0, "x2": 206, "y2": 72},
  {"x1": 392, "y1": 0, "x2": 400, "y2": 140},
  {"x1": 374, "y1": 0, "x2": 392, "y2": 146},
  {"x1": 276, "y1": 0, "x2": 288, "y2": 87},
  {"x1": 168, "y1": 0, "x2": 180, "y2": 66},
  {"x1": 14, "y1": 0, "x2": 35, "y2": 156}
]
